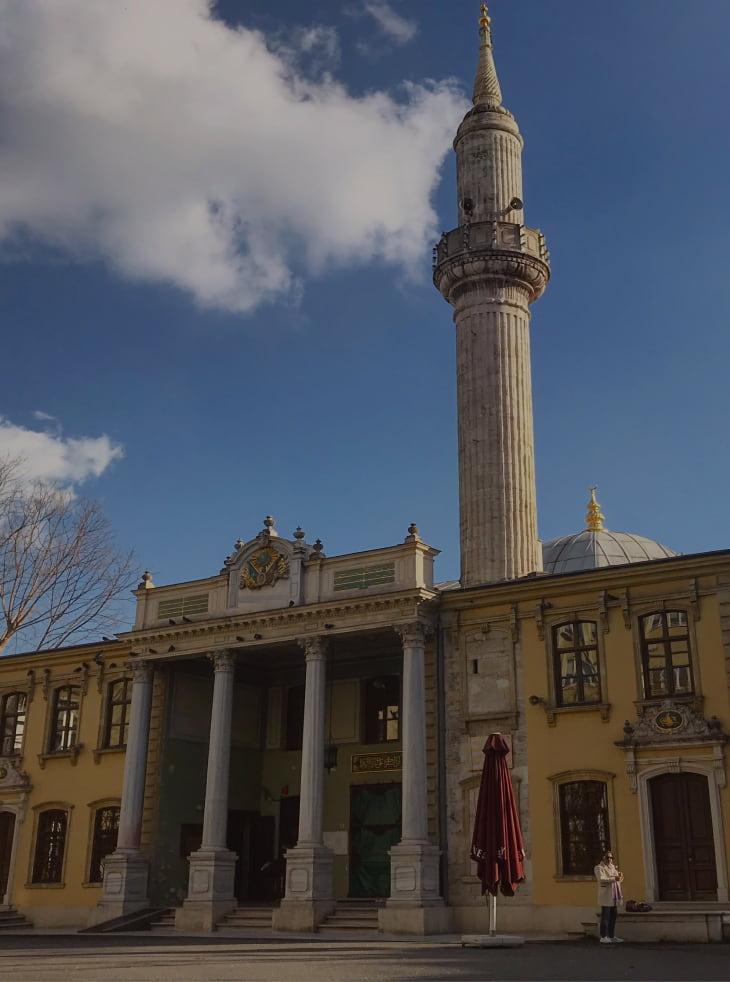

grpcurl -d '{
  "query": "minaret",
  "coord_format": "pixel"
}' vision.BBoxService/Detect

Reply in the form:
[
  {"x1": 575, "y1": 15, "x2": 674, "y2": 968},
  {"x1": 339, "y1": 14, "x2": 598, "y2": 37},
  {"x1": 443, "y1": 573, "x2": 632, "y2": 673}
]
[{"x1": 434, "y1": 4, "x2": 550, "y2": 585}]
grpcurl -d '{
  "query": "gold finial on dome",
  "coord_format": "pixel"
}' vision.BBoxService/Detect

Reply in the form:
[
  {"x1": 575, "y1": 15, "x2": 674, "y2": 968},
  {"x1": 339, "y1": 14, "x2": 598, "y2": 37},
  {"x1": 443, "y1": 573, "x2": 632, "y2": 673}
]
[
  {"x1": 480, "y1": 3, "x2": 491, "y2": 29},
  {"x1": 586, "y1": 487, "x2": 606, "y2": 532}
]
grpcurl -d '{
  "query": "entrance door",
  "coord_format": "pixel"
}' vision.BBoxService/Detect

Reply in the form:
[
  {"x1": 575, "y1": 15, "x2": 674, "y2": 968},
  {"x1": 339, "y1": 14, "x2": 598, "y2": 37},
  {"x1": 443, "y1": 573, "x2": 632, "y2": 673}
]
[
  {"x1": 650, "y1": 772, "x2": 717, "y2": 901},
  {"x1": 349, "y1": 784, "x2": 401, "y2": 898},
  {"x1": 0, "y1": 811, "x2": 15, "y2": 901}
]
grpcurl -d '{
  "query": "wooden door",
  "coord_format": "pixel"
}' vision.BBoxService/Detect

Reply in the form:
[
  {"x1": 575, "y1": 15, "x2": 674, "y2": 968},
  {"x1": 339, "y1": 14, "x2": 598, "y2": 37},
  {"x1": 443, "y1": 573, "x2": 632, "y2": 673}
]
[
  {"x1": 650, "y1": 772, "x2": 717, "y2": 901},
  {"x1": 0, "y1": 812, "x2": 15, "y2": 901}
]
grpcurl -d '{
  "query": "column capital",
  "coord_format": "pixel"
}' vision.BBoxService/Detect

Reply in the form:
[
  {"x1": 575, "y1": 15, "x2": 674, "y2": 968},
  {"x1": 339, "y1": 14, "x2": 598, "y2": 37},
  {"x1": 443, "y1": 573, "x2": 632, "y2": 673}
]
[
  {"x1": 395, "y1": 620, "x2": 432, "y2": 648},
  {"x1": 207, "y1": 650, "x2": 235, "y2": 673},
  {"x1": 126, "y1": 660, "x2": 153, "y2": 684},
  {"x1": 297, "y1": 636, "x2": 328, "y2": 662}
]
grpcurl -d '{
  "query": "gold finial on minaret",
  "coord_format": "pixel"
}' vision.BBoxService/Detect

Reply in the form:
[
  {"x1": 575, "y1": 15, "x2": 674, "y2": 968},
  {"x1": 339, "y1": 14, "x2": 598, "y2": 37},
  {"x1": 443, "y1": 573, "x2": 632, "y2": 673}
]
[
  {"x1": 473, "y1": 2, "x2": 502, "y2": 108},
  {"x1": 586, "y1": 487, "x2": 606, "y2": 532}
]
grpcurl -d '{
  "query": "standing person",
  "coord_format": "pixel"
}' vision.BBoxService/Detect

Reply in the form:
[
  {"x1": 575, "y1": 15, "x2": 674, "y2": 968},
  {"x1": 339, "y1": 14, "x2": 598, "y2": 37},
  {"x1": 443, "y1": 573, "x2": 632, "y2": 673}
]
[{"x1": 594, "y1": 850, "x2": 624, "y2": 944}]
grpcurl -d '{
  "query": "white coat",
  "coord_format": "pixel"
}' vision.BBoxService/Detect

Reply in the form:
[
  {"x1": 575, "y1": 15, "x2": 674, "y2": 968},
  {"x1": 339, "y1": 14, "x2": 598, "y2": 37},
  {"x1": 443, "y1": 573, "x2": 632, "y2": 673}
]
[{"x1": 594, "y1": 861, "x2": 621, "y2": 907}]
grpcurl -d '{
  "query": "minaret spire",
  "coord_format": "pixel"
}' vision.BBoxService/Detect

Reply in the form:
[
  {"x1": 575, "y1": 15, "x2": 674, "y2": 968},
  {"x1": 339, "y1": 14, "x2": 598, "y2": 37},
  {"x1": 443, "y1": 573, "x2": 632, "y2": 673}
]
[{"x1": 473, "y1": 3, "x2": 503, "y2": 109}]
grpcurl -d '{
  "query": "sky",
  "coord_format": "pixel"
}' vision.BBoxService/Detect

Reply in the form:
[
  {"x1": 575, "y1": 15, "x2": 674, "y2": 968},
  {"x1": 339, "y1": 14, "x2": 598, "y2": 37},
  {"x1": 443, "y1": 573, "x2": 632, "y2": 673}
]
[{"x1": 1, "y1": 0, "x2": 730, "y2": 611}]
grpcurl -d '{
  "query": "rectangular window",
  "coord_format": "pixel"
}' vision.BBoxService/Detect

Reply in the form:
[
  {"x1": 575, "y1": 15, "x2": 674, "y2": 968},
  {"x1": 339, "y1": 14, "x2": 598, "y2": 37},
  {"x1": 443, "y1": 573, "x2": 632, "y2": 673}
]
[
  {"x1": 104, "y1": 679, "x2": 131, "y2": 749},
  {"x1": 364, "y1": 676, "x2": 400, "y2": 744},
  {"x1": 552, "y1": 621, "x2": 601, "y2": 706},
  {"x1": 0, "y1": 692, "x2": 27, "y2": 756},
  {"x1": 157, "y1": 594, "x2": 209, "y2": 620},
  {"x1": 559, "y1": 780, "x2": 610, "y2": 876},
  {"x1": 50, "y1": 686, "x2": 80, "y2": 752},
  {"x1": 88, "y1": 806, "x2": 120, "y2": 883},
  {"x1": 32, "y1": 809, "x2": 68, "y2": 884},
  {"x1": 640, "y1": 611, "x2": 693, "y2": 699}
]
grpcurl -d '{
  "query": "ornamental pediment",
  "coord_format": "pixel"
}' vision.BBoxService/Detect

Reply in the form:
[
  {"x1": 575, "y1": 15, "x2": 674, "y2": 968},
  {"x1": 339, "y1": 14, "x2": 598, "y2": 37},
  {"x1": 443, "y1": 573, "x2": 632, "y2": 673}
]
[
  {"x1": 0, "y1": 759, "x2": 31, "y2": 791},
  {"x1": 616, "y1": 700, "x2": 726, "y2": 749}
]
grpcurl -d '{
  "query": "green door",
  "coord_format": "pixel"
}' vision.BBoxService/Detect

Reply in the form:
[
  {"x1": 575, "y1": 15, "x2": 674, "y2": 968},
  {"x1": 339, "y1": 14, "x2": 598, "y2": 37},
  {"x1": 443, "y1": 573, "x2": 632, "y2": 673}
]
[{"x1": 349, "y1": 784, "x2": 401, "y2": 898}]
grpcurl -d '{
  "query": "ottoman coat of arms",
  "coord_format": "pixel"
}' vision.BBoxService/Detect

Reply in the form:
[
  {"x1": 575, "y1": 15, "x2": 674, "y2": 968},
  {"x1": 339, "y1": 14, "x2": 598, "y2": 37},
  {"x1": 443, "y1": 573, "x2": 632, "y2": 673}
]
[{"x1": 240, "y1": 547, "x2": 289, "y2": 590}]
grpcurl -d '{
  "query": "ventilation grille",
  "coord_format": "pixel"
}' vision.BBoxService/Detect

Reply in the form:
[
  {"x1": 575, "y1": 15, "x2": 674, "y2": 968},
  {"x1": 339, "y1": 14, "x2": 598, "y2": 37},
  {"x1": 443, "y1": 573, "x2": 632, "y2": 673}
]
[
  {"x1": 157, "y1": 594, "x2": 209, "y2": 619},
  {"x1": 333, "y1": 562, "x2": 395, "y2": 592}
]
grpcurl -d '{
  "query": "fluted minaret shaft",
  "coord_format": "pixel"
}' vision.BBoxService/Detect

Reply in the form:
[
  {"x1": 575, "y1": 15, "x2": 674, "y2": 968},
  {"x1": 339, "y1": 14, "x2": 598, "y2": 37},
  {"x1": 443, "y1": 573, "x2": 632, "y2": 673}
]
[{"x1": 434, "y1": 5, "x2": 550, "y2": 586}]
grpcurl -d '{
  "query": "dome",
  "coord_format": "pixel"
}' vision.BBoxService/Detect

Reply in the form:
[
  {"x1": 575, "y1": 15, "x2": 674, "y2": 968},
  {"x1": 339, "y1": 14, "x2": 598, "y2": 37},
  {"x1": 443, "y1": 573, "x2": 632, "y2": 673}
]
[{"x1": 542, "y1": 490, "x2": 678, "y2": 575}]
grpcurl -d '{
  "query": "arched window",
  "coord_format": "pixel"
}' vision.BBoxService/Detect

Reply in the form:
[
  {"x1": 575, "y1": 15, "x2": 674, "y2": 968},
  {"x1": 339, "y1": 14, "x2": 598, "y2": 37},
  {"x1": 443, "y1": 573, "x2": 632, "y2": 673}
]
[
  {"x1": 88, "y1": 805, "x2": 120, "y2": 883},
  {"x1": 552, "y1": 621, "x2": 601, "y2": 705},
  {"x1": 640, "y1": 611, "x2": 693, "y2": 698},
  {"x1": 363, "y1": 676, "x2": 400, "y2": 744},
  {"x1": 558, "y1": 780, "x2": 610, "y2": 875},
  {"x1": 32, "y1": 809, "x2": 68, "y2": 884},
  {"x1": 50, "y1": 686, "x2": 80, "y2": 752},
  {"x1": 104, "y1": 679, "x2": 131, "y2": 749},
  {"x1": 0, "y1": 692, "x2": 27, "y2": 756}
]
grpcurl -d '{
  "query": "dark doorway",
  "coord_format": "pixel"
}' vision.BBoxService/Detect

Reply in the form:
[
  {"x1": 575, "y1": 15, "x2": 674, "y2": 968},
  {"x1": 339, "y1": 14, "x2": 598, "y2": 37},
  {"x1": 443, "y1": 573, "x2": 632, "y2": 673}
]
[
  {"x1": 0, "y1": 811, "x2": 15, "y2": 900},
  {"x1": 349, "y1": 783, "x2": 401, "y2": 898},
  {"x1": 279, "y1": 796, "x2": 300, "y2": 854},
  {"x1": 227, "y1": 811, "x2": 275, "y2": 903},
  {"x1": 650, "y1": 772, "x2": 717, "y2": 901}
]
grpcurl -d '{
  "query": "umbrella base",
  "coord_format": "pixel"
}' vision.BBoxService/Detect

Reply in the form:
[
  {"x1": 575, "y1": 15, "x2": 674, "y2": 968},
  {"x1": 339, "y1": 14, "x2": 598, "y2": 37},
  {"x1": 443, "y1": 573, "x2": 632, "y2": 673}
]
[{"x1": 461, "y1": 934, "x2": 525, "y2": 948}]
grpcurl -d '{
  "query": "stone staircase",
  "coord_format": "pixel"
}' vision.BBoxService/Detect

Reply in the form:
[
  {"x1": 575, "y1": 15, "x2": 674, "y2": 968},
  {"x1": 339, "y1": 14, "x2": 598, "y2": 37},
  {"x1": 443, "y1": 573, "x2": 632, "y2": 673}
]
[
  {"x1": 217, "y1": 905, "x2": 274, "y2": 932},
  {"x1": 317, "y1": 900, "x2": 380, "y2": 934},
  {"x1": 146, "y1": 908, "x2": 177, "y2": 934},
  {"x1": 0, "y1": 907, "x2": 32, "y2": 931}
]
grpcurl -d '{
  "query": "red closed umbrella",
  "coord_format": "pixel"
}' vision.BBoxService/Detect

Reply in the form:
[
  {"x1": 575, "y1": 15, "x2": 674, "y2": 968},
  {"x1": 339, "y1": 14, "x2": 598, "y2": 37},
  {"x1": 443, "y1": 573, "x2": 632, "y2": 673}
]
[{"x1": 470, "y1": 733, "x2": 525, "y2": 934}]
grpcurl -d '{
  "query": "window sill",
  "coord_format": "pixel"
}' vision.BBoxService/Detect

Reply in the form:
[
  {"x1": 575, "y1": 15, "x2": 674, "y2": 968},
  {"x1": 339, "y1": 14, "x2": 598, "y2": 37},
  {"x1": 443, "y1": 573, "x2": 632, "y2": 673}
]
[
  {"x1": 37, "y1": 745, "x2": 82, "y2": 769},
  {"x1": 93, "y1": 746, "x2": 126, "y2": 764},
  {"x1": 81, "y1": 881, "x2": 103, "y2": 889},
  {"x1": 553, "y1": 874, "x2": 596, "y2": 882},
  {"x1": 24, "y1": 881, "x2": 66, "y2": 889},
  {"x1": 545, "y1": 703, "x2": 610, "y2": 726}
]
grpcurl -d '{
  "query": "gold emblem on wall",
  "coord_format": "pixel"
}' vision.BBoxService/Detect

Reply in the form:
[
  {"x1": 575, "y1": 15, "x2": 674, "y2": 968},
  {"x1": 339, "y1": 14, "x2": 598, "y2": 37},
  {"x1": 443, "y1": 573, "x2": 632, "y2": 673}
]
[
  {"x1": 351, "y1": 751, "x2": 402, "y2": 774},
  {"x1": 654, "y1": 709, "x2": 684, "y2": 732},
  {"x1": 240, "y1": 547, "x2": 289, "y2": 590}
]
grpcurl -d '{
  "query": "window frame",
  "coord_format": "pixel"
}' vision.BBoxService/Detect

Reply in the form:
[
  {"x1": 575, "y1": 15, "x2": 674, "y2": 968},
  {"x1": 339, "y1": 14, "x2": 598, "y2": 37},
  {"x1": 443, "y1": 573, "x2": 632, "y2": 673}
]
[
  {"x1": 543, "y1": 611, "x2": 610, "y2": 723},
  {"x1": 103, "y1": 678, "x2": 132, "y2": 750},
  {"x1": 549, "y1": 770, "x2": 617, "y2": 881},
  {"x1": 639, "y1": 609, "x2": 695, "y2": 700},
  {"x1": 27, "y1": 803, "x2": 72, "y2": 888},
  {"x1": 362, "y1": 675, "x2": 401, "y2": 745},
  {"x1": 86, "y1": 801, "x2": 121, "y2": 885},
  {"x1": 49, "y1": 684, "x2": 81, "y2": 754},
  {"x1": 551, "y1": 620, "x2": 602, "y2": 707},
  {"x1": 0, "y1": 691, "x2": 28, "y2": 757}
]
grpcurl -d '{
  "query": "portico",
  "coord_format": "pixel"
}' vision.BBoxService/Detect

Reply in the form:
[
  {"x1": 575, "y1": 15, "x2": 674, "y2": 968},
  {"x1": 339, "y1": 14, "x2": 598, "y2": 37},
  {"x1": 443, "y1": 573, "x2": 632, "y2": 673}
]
[{"x1": 96, "y1": 519, "x2": 448, "y2": 933}]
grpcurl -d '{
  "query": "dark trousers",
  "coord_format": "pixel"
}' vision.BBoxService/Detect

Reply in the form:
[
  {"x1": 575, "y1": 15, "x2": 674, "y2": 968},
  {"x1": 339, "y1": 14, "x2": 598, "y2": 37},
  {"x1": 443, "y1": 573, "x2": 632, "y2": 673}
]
[{"x1": 600, "y1": 905, "x2": 617, "y2": 938}]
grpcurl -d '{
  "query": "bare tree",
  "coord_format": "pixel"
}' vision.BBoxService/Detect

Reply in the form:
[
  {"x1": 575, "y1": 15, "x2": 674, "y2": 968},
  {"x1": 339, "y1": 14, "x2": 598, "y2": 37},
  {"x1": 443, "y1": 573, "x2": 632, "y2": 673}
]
[{"x1": 0, "y1": 456, "x2": 135, "y2": 654}]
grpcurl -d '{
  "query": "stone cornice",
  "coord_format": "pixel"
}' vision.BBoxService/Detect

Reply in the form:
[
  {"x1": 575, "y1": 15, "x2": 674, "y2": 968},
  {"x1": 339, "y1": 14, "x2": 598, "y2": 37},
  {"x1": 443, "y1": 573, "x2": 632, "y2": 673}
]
[
  {"x1": 119, "y1": 589, "x2": 438, "y2": 651},
  {"x1": 439, "y1": 551, "x2": 730, "y2": 612}
]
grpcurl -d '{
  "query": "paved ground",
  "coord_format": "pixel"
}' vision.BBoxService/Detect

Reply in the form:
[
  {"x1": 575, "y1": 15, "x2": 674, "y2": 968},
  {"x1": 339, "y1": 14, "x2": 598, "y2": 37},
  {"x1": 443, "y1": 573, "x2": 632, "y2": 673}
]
[{"x1": 0, "y1": 937, "x2": 728, "y2": 982}]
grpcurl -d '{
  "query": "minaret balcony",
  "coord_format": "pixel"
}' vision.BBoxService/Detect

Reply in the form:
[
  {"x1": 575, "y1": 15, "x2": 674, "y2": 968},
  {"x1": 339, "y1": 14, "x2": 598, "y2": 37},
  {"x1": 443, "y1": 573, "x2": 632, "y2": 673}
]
[{"x1": 433, "y1": 220, "x2": 550, "y2": 306}]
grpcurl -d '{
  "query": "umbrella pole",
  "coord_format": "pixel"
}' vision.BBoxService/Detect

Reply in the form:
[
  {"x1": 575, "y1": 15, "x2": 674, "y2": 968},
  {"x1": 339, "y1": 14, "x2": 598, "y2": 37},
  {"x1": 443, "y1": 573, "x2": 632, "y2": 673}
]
[{"x1": 489, "y1": 893, "x2": 497, "y2": 936}]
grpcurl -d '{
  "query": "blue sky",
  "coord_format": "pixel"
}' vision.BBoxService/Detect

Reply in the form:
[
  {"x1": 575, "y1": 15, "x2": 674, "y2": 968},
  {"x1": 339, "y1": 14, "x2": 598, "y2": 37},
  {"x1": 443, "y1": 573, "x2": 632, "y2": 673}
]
[{"x1": 1, "y1": 0, "x2": 729, "y2": 600}]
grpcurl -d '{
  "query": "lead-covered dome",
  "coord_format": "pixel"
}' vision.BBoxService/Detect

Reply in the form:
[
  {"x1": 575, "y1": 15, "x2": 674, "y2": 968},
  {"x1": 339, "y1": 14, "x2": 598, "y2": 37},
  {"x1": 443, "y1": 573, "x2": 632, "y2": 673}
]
[{"x1": 542, "y1": 489, "x2": 677, "y2": 575}]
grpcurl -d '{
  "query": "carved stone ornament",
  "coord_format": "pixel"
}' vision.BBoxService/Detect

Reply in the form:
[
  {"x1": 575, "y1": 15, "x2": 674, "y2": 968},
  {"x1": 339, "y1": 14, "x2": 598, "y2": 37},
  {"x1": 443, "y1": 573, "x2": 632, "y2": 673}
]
[
  {"x1": 0, "y1": 759, "x2": 31, "y2": 791},
  {"x1": 240, "y1": 546, "x2": 290, "y2": 590},
  {"x1": 616, "y1": 700, "x2": 727, "y2": 749}
]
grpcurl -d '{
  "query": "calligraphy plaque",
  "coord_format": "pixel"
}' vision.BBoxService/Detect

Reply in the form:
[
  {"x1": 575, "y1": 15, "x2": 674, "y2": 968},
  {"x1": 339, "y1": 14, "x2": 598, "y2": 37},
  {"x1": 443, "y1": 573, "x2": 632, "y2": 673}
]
[{"x1": 351, "y1": 751, "x2": 402, "y2": 774}]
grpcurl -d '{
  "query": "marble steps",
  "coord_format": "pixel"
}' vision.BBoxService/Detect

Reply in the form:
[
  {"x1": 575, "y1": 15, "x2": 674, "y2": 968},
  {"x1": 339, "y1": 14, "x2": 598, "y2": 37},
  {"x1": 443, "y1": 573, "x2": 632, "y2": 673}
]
[
  {"x1": 218, "y1": 906, "x2": 274, "y2": 930},
  {"x1": 0, "y1": 907, "x2": 32, "y2": 930},
  {"x1": 147, "y1": 909, "x2": 177, "y2": 932},
  {"x1": 318, "y1": 901, "x2": 380, "y2": 933}
]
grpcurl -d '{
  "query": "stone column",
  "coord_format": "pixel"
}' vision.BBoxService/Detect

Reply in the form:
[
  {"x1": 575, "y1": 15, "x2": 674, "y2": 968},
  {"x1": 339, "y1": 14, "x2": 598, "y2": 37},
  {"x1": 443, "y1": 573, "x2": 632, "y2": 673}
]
[
  {"x1": 380, "y1": 622, "x2": 450, "y2": 936},
  {"x1": 95, "y1": 660, "x2": 153, "y2": 922},
  {"x1": 273, "y1": 636, "x2": 334, "y2": 932},
  {"x1": 177, "y1": 651, "x2": 238, "y2": 932}
]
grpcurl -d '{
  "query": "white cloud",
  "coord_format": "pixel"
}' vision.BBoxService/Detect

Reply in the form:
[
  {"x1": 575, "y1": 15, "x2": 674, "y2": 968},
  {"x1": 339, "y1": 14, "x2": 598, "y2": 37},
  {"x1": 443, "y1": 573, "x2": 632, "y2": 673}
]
[
  {"x1": 32, "y1": 410, "x2": 59, "y2": 425},
  {"x1": 0, "y1": 418, "x2": 124, "y2": 486},
  {"x1": 0, "y1": 1, "x2": 464, "y2": 313},
  {"x1": 363, "y1": 2, "x2": 418, "y2": 45}
]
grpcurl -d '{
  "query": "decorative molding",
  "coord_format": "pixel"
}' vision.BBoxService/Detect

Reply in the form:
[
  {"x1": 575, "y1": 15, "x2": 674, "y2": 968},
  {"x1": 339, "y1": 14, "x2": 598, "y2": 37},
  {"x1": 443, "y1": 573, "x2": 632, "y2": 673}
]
[
  {"x1": 126, "y1": 661, "x2": 153, "y2": 684},
  {"x1": 41, "y1": 668, "x2": 51, "y2": 701},
  {"x1": 207, "y1": 650, "x2": 235, "y2": 673},
  {"x1": 510, "y1": 604, "x2": 519, "y2": 642},
  {"x1": 617, "y1": 699, "x2": 725, "y2": 751},
  {"x1": 297, "y1": 636, "x2": 328, "y2": 662},
  {"x1": 689, "y1": 578, "x2": 701, "y2": 621},
  {"x1": 534, "y1": 599, "x2": 549, "y2": 641},
  {"x1": 37, "y1": 745, "x2": 82, "y2": 770},
  {"x1": 395, "y1": 621, "x2": 431, "y2": 648},
  {"x1": 621, "y1": 588, "x2": 631, "y2": 629},
  {"x1": 598, "y1": 591, "x2": 609, "y2": 635},
  {"x1": 26, "y1": 670, "x2": 36, "y2": 704},
  {"x1": 545, "y1": 702, "x2": 611, "y2": 727}
]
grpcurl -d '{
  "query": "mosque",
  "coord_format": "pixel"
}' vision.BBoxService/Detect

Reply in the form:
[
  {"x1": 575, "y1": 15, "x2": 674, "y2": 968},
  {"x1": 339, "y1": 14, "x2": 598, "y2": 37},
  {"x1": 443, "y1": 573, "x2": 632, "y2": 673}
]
[{"x1": 0, "y1": 5, "x2": 727, "y2": 942}]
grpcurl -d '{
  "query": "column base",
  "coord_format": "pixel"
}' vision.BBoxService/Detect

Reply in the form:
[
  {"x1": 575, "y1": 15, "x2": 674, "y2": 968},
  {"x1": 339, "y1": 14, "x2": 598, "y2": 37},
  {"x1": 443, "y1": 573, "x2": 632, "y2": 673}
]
[
  {"x1": 92, "y1": 850, "x2": 149, "y2": 924},
  {"x1": 272, "y1": 844, "x2": 334, "y2": 931},
  {"x1": 378, "y1": 902, "x2": 452, "y2": 936},
  {"x1": 387, "y1": 841, "x2": 441, "y2": 904},
  {"x1": 175, "y1": 848, "x2": 237, "y2": 932}
]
